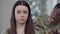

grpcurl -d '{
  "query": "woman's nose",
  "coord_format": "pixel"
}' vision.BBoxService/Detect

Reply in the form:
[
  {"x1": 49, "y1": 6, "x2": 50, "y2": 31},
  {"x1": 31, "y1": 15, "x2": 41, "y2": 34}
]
[{"x1": 20, "y1": 13, "x2": 24, "y2": 17}]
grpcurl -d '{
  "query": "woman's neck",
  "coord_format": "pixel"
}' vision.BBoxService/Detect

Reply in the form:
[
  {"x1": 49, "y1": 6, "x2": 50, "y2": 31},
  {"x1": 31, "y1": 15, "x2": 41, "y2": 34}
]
[
  {"x1": 16, "y1": 22, "x2": 26, "y2": 34},
  {"x1": 16, "y1": 22, "x2": 26, "y2": 29}
]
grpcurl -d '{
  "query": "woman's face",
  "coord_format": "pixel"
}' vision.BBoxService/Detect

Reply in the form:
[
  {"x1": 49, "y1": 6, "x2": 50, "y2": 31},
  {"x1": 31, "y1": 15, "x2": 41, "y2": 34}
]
[{"x1": 15, "y1": 5, "x2": 28, "y2": 24}]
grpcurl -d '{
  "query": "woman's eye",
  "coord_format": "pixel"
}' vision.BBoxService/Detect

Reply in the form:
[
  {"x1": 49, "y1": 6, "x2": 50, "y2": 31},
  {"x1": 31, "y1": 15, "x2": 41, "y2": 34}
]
[
  {"x1": 17, "y1": 10, "x2": 21, "y2": 14},
  {"x1": 23, "y1": 11, "x2": 28, "y2": 14}
]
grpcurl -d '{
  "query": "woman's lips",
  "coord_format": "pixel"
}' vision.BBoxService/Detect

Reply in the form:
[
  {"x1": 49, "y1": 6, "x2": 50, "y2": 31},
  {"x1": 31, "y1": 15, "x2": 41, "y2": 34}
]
[{"x1": 20, "y1": 19, "x2": 25, "y2": 21}]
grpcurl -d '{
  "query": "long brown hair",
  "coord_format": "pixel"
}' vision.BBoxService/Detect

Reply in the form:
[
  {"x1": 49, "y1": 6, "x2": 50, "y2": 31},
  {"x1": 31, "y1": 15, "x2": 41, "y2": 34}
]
[{"x1": 10, "y1": 0, "x2": 35, "y2": 34}]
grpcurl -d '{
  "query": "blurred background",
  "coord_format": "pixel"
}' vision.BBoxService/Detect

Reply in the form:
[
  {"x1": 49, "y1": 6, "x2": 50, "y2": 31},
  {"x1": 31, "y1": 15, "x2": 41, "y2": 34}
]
[{"x1": 0, "y1": 0, "x2": 60, "y2": 34}]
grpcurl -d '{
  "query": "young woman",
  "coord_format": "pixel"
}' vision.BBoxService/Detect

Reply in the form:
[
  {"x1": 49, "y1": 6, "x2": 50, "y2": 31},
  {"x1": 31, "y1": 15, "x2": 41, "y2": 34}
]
[
  {"x1": 1, "y1": 0, "x2": 35, "y2": 34},
  {"x1": 10, "y1": 0, "x2": 35, "y2": 34}
]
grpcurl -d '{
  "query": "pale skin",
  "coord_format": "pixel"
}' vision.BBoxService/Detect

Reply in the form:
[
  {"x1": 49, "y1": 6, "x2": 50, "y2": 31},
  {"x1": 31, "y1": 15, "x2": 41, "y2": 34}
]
[{"x1": 15, "y1": 5, "x2": 29, "y2": 34}]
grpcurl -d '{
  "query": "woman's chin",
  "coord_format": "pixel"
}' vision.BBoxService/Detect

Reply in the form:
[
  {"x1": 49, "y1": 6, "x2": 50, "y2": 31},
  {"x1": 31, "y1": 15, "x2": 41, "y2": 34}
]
[{"x1": 18, "y1": 21, "x2": 26, "y2": 24}]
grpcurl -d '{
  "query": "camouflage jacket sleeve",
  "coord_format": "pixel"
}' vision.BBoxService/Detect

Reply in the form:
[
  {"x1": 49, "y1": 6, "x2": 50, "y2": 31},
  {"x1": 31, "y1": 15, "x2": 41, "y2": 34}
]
[{"x1": 33, "y1": 16, "x2": 50, "y2": 34}]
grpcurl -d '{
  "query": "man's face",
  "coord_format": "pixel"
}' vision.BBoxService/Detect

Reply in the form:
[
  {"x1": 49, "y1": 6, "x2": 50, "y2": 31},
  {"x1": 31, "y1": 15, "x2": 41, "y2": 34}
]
[{"x1": 50, "y1": 8, "x2": 60, "y2": 23}]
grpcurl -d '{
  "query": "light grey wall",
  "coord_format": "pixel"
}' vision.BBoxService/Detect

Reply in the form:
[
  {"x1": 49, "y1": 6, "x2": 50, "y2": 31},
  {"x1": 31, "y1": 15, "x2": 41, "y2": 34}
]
[
  {"x1": 0, "y1": 0, "x2": 17, "y2": 33},
  {"x1": 57, "y1": 0, "x2": 60, "y2": 3}
]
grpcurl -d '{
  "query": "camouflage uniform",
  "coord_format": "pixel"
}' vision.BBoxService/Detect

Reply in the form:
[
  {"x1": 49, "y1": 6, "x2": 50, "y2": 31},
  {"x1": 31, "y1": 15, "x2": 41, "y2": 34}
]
[
  {"x1": 34, "y1": 15, "x2": 49, "y2": 34},
  {"x1": 49, "y1": 22, "x2": 60, "y2": 34},
  {"x1": 34, "y1": 15, "x2": 60, "y2": 34}
]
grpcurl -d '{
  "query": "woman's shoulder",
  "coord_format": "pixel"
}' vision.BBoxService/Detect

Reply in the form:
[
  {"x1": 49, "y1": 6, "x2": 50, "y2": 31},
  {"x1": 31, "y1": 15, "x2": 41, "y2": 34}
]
[{"x1": 1, "y1": 28, "x2": 10, "y2": 34}]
